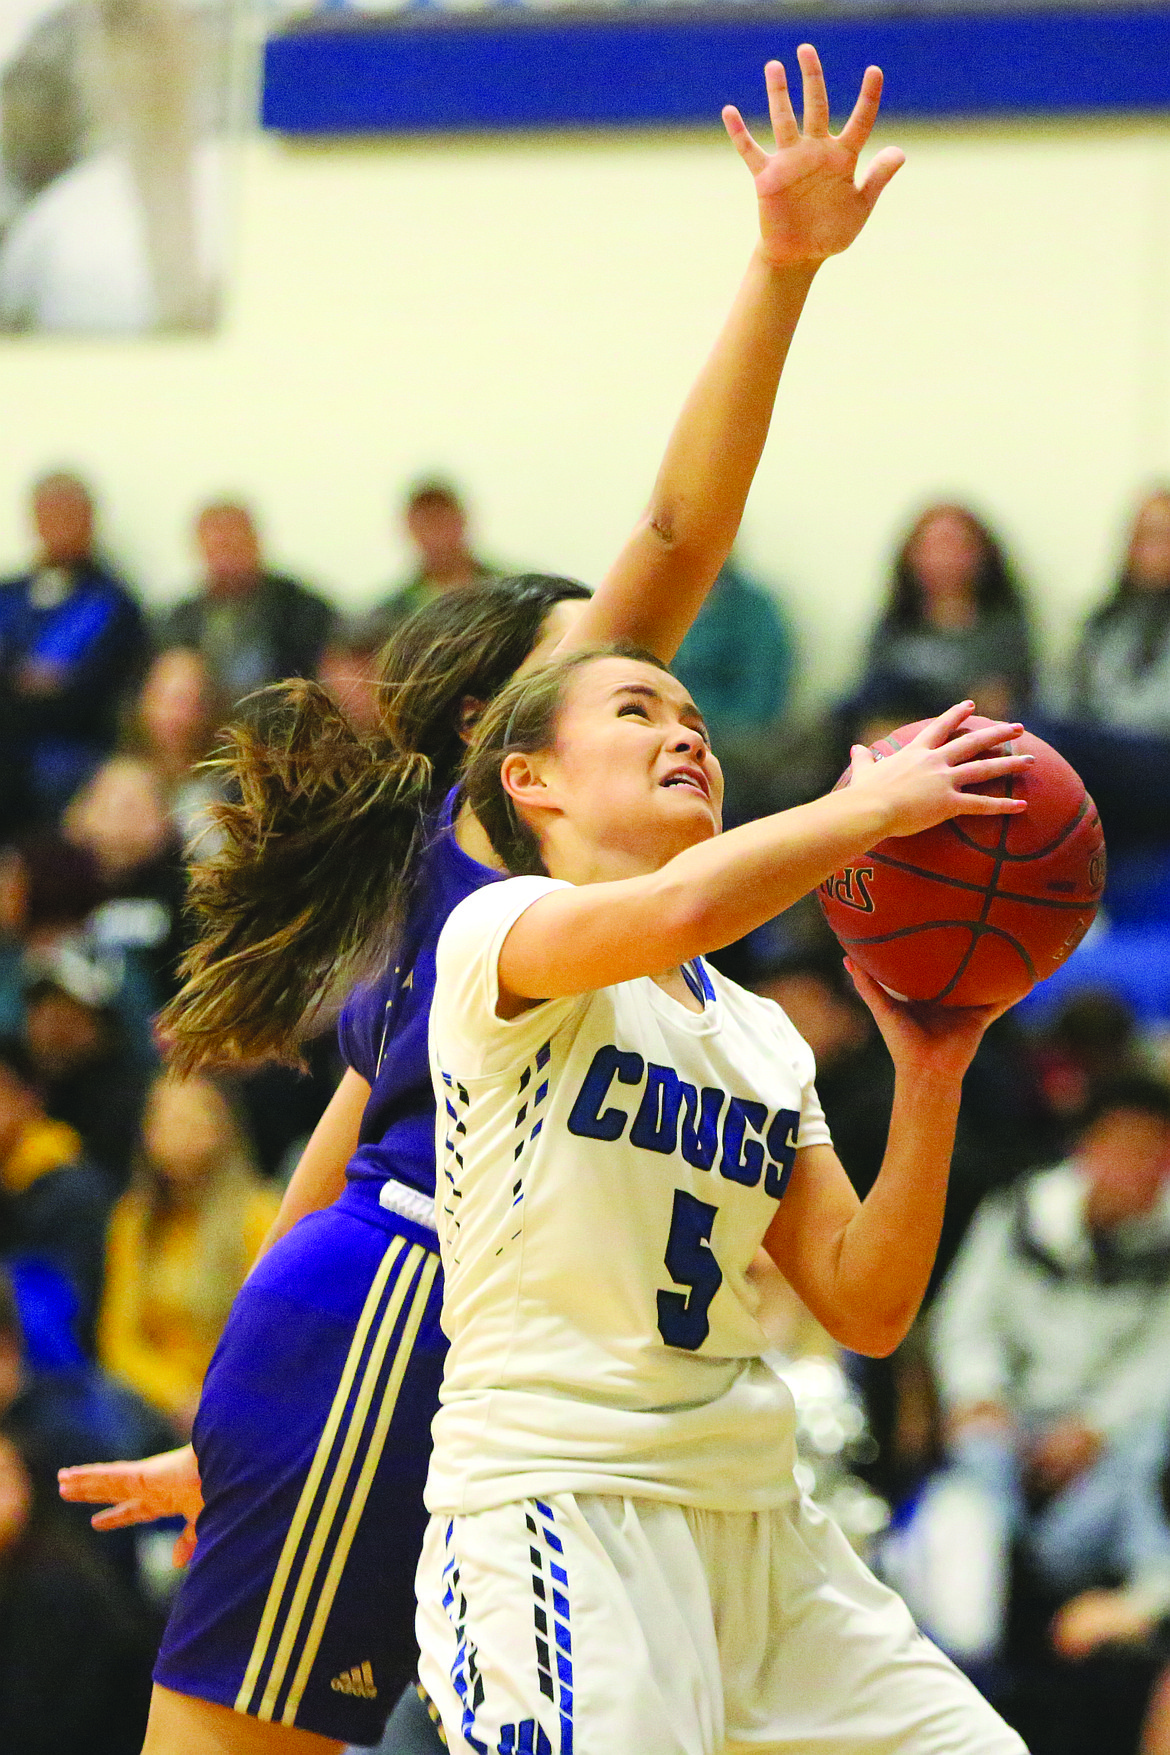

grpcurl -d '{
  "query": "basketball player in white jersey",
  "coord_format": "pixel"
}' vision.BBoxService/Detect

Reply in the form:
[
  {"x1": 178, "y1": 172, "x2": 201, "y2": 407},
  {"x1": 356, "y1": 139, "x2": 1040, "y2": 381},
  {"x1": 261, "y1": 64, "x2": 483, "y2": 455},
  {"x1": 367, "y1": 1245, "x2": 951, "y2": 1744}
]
[{"x1": 418, "y1": 647, "x2": 1034, "y2": 1755}]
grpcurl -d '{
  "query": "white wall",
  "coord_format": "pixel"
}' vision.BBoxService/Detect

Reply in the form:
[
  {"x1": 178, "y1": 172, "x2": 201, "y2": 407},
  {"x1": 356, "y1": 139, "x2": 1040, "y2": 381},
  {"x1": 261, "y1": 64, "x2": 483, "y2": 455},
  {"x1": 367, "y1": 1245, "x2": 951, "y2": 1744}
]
[{"x1": 2, "y1": 114, "x2": 1169, "y2": 700}]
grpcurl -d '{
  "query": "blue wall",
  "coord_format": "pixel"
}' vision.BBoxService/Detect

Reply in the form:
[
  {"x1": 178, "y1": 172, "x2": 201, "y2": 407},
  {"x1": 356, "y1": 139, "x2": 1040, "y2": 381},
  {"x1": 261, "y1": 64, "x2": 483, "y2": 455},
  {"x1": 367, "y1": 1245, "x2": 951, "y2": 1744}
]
[{"x1": 264, "y1": 4, "x2": 1170, "y2": 134}]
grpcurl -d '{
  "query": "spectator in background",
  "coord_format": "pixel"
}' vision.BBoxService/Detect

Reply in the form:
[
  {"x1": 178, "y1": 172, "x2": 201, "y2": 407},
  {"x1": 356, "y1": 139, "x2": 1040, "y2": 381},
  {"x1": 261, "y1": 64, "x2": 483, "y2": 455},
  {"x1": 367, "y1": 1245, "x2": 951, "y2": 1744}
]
[
  {"x1": 0, "y1": 1265, "x2": 172, "y2": 1605},
  {"x1": 23, "y1": 941, "x2": 149, "y2": 1193},
  {"x1": 161, "y1": 501, "x2": 335, "y2": 710},
  {"x1": 98, "y1": 1074, "x2": 277, "y2": 1434},
  {"x1": 1069, "y1": 488, "x2": 1170, "y2": 733},
  {"x1": 62, "y1": 755, "x2": 187, "y2": 1007},
  {"x1": 852, "y1": 503, "x2": 1034, "y2": 724},
  {"x1": 671, "y1": 553, "x2": 795, "y2": 822},
  {"x1": 317, "y1": 609, "x2": 388, "y2": 740},
  {"x1": 132, "y1": 645, "x2": 224, "y2": 855},
  {"x1": 1033, "y1": 490, "x2": 1170, "y2": 849},
  {"x1": 0, "y1": 471, "x2": 147, "y2": 824},
  {"x1": 0, "y1": 1035, "x2": 111, "y2": 1353},
  {"x1": 0, "y1": 1427, "x2": 153, "y2": 1753},
  {"x1": 924, "y1": 1077, "x2": 1170, "y2": 1666},
  {"x1": 1030, "y1": 989, "x2": 1146, "y2": 1150},
  {"x1": 0, "y1": 831, "x2": 103, "y2": 1035},
  {"x1": 376, "y1": 477, "x2": 499, "y2": 633}
]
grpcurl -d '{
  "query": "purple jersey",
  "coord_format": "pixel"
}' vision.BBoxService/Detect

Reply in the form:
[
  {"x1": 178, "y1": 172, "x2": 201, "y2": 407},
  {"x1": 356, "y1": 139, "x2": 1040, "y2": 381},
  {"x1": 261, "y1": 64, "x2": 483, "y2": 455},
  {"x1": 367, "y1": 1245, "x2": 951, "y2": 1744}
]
[{"x1": 338, "y1": 790, "x2": 499, "y2": 1202}]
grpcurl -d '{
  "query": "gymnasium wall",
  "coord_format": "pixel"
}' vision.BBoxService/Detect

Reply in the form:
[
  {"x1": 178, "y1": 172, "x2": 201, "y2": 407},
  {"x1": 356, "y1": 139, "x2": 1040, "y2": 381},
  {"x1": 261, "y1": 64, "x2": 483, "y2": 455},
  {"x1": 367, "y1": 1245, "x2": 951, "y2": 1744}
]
[{"x1": 1, "y1": 114, "x2": 1168, "y2": 700}]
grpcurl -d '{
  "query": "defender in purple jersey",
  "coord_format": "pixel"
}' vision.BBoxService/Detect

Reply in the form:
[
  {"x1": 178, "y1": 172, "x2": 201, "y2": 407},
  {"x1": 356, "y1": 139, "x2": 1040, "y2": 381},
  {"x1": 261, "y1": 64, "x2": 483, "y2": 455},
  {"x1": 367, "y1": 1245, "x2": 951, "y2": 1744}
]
[
  {"x1": 339, "y1": 790, "x2": 500, "y2": 1212},
  {"x1": 58, "y1": 53, "x2": 906, "y2": 1753}
]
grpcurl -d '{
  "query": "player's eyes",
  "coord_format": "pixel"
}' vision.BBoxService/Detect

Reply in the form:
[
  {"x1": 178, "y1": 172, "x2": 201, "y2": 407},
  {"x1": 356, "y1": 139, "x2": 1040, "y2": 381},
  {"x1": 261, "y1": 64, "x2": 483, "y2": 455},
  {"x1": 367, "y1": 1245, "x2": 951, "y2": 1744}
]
[{"x1": 617, "y1": 702, "x2": 652, "y2": 721}]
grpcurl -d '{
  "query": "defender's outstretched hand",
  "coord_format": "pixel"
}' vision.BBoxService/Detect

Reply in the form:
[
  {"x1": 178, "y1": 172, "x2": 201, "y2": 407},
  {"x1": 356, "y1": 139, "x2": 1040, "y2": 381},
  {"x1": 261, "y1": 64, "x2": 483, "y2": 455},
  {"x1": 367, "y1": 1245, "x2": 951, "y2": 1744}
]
[
  {"x1": 724, "y1": 47, "x2": 905, "y2": 267},
  {"x1": 58, "y1": 1444, "x2": 203, "y2": 1567}
]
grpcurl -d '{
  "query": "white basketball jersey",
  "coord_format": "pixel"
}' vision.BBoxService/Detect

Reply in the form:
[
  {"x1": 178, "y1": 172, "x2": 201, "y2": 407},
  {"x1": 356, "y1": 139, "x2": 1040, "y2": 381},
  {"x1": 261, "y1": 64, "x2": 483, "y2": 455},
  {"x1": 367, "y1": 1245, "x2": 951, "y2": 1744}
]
[{"x1": 425, "y1": 876, "x2": 833, "y2": 1517}]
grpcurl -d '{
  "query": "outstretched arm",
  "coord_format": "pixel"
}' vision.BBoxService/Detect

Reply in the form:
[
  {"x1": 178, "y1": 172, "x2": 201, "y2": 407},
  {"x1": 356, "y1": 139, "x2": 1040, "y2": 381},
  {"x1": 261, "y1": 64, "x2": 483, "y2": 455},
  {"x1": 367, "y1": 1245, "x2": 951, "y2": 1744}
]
[{"x1": 564, "y1": 47, "x2": 904, "y2": 663}]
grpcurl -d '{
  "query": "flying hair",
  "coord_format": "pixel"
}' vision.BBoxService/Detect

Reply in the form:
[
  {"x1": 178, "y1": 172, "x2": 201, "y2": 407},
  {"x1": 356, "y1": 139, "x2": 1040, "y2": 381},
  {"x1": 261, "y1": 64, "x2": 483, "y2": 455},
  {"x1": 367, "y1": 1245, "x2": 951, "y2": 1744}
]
[{"x1": 160, "y1": 574, "x2": 590, "y2": 1071}]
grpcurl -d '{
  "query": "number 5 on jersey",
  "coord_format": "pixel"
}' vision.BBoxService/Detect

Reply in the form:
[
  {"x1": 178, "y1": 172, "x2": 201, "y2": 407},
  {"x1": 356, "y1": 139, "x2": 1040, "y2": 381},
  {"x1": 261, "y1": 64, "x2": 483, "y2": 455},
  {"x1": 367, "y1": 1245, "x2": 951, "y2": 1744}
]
[{"x1": 657, "y1": 1189, "x2": 722, "y2": 1350}]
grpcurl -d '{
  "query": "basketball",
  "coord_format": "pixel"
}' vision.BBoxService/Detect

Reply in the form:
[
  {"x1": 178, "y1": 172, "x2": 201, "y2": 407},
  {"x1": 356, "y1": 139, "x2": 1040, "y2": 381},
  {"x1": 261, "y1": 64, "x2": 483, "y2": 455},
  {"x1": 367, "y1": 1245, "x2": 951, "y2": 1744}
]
[{"x1": 817, "y1": 717, "x2": 1107, "y2": 1007}]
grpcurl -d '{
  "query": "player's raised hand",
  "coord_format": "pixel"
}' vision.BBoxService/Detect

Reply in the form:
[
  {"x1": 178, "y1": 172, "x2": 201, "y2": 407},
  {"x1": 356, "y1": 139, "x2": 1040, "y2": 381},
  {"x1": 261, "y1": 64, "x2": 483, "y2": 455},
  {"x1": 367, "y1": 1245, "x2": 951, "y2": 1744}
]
[{"x1": 723, "y1": 47, "x2": 905, "y2": 268}]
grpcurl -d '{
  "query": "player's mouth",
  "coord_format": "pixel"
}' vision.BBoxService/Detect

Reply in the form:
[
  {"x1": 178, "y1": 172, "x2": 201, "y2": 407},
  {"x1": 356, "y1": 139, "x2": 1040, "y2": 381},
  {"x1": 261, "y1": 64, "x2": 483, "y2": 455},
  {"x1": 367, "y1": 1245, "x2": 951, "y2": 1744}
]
[{"x1": 660, "y1": 764, "x2": 710, "y2": 799}]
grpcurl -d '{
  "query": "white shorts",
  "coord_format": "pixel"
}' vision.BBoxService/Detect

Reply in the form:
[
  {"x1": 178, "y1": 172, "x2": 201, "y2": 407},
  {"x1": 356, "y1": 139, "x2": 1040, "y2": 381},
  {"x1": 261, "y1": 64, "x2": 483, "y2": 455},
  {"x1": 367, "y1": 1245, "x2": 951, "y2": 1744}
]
[{"x1": 416, "y1": 1492, "x2": 1026, "y2": 1755}]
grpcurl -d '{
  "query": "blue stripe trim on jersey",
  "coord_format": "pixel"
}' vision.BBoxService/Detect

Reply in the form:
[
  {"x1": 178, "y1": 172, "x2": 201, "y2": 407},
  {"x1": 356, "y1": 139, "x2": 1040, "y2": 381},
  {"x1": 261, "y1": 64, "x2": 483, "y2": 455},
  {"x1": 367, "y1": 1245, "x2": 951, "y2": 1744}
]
[{"x1": 680, "y1": 961, "x2": 707, "y2": 1009}]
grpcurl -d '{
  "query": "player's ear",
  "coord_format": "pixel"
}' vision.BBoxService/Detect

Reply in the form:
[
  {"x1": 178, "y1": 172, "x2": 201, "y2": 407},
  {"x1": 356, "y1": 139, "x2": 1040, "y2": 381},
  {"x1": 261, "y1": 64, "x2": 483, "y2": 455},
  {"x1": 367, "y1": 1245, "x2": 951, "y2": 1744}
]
[{"x1": 500, "y1": 749, "x2": 551, "y2": 816}]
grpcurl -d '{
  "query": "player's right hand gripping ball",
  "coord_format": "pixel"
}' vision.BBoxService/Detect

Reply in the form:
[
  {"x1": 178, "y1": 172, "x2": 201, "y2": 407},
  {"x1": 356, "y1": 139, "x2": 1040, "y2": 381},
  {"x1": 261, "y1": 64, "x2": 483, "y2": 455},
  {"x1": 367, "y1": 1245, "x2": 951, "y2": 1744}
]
[{"x1": 818, "y1": 716, "x2": 1106, "y2": 1007}]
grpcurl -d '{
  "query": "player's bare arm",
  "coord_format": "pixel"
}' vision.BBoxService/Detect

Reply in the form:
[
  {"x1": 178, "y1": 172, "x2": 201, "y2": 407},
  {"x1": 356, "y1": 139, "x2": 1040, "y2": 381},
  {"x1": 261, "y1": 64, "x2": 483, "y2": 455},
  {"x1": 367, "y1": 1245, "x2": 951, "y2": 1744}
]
[
  {"x1": 563, "y1": 48, "x2": 904, "y2": 664},
  {"x1": 251, "y1": 1067, "x2": 371, "y2": 1262},
  {"x1": 59, "y1": 1444, "x2": 203, "y2": 1567},
  {"x1": 763, "y1": 963, "x2": 1012, "y2": 1356}
]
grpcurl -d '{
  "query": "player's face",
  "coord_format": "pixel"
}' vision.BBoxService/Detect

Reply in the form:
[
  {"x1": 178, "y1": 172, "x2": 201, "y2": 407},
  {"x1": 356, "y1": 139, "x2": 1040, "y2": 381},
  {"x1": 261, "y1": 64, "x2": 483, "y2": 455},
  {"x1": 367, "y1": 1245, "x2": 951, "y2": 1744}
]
[{"x1": 533, "y1": 657, "x2": 723, "y2": 872}]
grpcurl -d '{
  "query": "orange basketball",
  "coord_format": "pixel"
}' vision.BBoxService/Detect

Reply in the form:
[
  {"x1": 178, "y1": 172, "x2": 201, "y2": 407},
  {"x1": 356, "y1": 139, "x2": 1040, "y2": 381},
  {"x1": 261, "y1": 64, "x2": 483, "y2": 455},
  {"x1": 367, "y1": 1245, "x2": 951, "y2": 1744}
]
[{"x1": 817, "y1": 717, "x2": 1106, "y2": 1007}]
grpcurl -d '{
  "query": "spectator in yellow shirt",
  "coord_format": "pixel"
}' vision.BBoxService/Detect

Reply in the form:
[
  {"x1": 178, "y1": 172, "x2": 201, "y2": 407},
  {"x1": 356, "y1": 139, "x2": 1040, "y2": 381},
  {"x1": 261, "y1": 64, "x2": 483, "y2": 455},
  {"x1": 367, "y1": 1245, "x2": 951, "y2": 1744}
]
[{"x1": 98, "y1": 1074, "x2": 277, "y2": 1434}]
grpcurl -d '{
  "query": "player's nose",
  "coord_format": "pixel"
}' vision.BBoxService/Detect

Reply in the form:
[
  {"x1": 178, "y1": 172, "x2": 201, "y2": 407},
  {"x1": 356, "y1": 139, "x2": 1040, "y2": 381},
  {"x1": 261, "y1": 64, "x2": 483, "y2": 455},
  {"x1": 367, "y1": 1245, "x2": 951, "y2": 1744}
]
[{"x1": 670, "y1": 726, "x2": 707, "y2": 758}]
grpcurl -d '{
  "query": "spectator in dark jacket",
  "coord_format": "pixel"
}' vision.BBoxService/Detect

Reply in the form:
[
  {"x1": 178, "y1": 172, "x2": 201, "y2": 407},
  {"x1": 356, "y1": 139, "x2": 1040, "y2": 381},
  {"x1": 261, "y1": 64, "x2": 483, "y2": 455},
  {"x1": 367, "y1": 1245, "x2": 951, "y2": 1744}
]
[
  {"x1": 23, "y1": 943, "x2": 150, "y2": 1193},
  {"x1": 0, "y1": 1426, "x2": 153, "y2": 1754},
  {"x1": 376, "y1": 478, "x2": 499, "y2": 634},
  {"x1": 0, "y1": 473, "x2": 147, "y2": 825},
  {"x1": 1068, "y1": 488, "x2": 1170, "y2": 733},
  {"x1": 161, "y1": 501, "x2": 335, "y2": 709},
  {"x1": 852, "y1": 502, "x2": 1035, "y2": 724},
  {"x1": 0, "y1": 1036, "x2": 111, "y2": 1352}
]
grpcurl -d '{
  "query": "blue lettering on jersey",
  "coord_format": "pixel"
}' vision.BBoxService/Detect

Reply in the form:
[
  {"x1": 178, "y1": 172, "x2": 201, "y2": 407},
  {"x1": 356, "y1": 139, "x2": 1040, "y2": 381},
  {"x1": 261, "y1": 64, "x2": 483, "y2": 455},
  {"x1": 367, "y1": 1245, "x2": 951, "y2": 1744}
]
[
  {"x1": 567, "y1": 1044, "x2": 802, "y2": 1199},
  {"x1": 680, "y1": 1084, "x2": 723, "y2": 1171},
  {"x1": 765, "y1": 1109, "x2": 801, "y2": 1199},
  {"x1": 719, "y1": 1096, "x2": 769, "y2": 1186},
  {"x1": 565, "y1": 1045, "x2": 644, "y2": 1141},
  {"x1": 630, "y1": 1064, "x2": 684, "y2": 1154}
]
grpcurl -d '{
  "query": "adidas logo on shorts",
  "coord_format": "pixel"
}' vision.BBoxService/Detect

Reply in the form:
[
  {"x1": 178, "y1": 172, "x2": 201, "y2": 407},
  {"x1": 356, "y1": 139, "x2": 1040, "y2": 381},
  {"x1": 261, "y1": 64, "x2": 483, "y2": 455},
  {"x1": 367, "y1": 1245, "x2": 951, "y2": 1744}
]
[{"x1": 330, "y1": 1661, "x2": 377, "y2": 1699}]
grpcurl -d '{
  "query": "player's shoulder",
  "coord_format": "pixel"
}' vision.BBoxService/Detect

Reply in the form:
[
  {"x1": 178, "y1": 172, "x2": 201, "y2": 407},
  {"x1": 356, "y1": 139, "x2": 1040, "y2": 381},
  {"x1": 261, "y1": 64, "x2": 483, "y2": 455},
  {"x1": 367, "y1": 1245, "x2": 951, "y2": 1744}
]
[
  {"x1": 706, "y1": 963, "x2": 816, "y2": 1062},
  {"x1": 435, "y1": 876, "x2": 573, "y2": 996}
]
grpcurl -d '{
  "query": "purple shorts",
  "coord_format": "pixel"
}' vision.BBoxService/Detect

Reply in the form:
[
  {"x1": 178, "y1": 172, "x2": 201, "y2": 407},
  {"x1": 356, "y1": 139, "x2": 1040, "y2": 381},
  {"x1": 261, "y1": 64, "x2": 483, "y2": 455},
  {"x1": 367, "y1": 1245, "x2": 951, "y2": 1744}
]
[{"x1": 154, "y1": 1191, "x2": 445, "y2": 1745}]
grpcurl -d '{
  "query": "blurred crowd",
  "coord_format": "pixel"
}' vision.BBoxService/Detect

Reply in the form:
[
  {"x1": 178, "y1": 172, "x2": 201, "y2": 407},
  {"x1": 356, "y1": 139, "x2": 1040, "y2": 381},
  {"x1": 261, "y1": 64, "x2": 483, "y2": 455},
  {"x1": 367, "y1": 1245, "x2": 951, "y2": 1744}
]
[{"x1": 2, "y1": 466, "x2": 1170, "y2": 1750}]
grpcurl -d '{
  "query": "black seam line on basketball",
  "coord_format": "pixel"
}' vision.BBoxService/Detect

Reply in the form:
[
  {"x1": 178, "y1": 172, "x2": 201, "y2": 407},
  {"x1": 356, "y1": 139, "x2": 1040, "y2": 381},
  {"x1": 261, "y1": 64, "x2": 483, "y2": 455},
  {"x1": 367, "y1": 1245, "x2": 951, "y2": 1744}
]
[
  {"x1": 869, "y1": 732, "x2": 1095, "y2": 861},
  {"x1": 834, "y1": 919, "x2": 1037, "y2": 981},
  {"x1": 926, "y1": 786, "x2": 1017, "y2": 1003},
  {"x1": 937, "y1": 767, "x2": 1018, "y2": 1001},
  {"x1": 864, "y1": 851, "x2": 1097, "y2": 910},
  {"x1": 945, "y1": 794, "x2": 1092, "y2": 863}
]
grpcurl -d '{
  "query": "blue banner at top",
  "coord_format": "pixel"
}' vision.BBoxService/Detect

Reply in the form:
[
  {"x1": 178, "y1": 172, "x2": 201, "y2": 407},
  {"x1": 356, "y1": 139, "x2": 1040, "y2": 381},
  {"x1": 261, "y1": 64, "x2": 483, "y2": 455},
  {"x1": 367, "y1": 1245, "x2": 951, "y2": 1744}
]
[{"x1": 263, "y1": 3, "x2": 1170, "y2": 133}]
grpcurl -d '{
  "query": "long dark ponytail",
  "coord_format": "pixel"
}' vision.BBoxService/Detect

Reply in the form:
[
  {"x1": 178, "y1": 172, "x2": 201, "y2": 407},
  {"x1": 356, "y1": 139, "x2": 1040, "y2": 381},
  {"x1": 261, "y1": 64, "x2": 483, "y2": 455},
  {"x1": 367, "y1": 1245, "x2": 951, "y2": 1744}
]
[{"x1": 161, "y1": 575, "x2": 590, "y2": 1071}]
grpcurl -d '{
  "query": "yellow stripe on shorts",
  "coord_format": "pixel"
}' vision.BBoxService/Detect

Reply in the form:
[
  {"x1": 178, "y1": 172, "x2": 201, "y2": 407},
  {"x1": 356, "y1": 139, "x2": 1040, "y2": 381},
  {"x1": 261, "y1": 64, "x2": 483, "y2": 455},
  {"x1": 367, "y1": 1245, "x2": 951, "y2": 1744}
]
[
  {"x1": 282, "y1": 1248, "x2": 441, "y2": 1724},
  {"x1": 234, "y1": 1234, "x2": 409, "y2": 1718}
]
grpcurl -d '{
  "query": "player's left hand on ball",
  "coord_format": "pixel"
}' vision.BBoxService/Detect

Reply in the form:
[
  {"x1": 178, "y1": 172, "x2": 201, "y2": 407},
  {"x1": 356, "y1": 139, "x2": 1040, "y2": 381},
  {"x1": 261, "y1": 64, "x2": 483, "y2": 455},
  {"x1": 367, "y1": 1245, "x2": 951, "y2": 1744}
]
[{"x1": 723, "y1": 46, "x2": 906, "y2": 267}]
